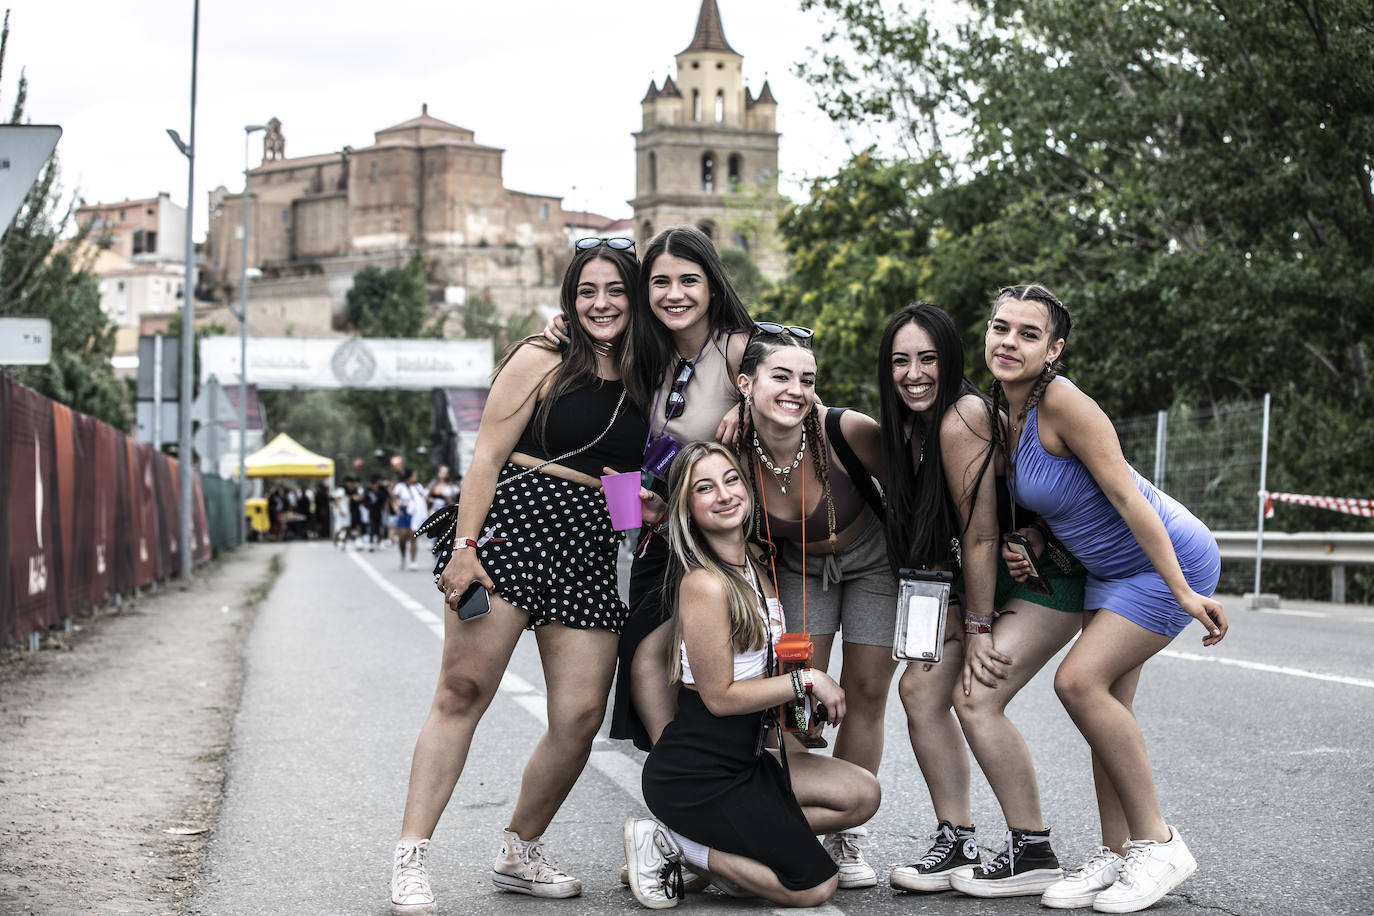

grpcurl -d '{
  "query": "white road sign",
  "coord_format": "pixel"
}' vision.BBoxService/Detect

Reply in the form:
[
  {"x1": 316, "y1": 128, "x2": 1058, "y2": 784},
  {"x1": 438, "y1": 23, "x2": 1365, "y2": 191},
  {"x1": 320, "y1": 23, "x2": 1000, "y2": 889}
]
[{"x1": 0, "y1": 125, "x2": 63, "y2": 231}]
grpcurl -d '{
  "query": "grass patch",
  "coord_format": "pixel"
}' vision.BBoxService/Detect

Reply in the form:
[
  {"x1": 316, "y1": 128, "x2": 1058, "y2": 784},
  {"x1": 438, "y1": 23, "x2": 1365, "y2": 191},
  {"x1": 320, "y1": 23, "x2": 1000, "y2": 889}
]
[{"x1": 243, "y1": 553, "x2": 285, "y2": 610}]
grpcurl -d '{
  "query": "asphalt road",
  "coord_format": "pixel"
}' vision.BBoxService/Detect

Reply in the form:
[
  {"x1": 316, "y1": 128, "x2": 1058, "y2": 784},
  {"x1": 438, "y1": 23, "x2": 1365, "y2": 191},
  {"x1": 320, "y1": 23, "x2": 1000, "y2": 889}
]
[{"x1": 186, "y1": 541, "x2": 1374, "y2": 916}]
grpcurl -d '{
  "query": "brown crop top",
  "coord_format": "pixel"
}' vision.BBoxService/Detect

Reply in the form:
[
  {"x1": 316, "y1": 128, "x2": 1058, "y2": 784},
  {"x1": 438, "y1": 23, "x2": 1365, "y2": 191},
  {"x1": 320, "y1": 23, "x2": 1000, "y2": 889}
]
[{"x1": 762, "y1": 441, "x2": 870, "y2": 541}]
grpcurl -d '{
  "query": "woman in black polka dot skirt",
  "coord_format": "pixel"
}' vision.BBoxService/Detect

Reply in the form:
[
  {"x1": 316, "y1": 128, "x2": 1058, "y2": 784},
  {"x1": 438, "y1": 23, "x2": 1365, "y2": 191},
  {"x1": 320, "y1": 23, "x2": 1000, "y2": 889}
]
[{"x1": 389, "y1": 239, "x2": 651, "y2": 913}]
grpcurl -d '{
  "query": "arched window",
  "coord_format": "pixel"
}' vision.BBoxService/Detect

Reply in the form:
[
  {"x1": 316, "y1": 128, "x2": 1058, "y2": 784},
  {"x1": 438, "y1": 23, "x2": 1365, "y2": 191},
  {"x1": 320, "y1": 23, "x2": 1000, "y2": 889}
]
[
  {"x1": 728, "y1": 154, "x2": 742, "y2": 191},
  {"x1": 701, "y1": 152, "x2": 715, "y2": 193},
  {"x1": 698, "y1": 220, "x2": 715, "y2": 241},
  {"x1": 692, "y1": 89, "x2": 701, "y2": 122},
  {"x1": 648, "y1": 151, "x2": 657, "y2": 192},
  {"x1": 714, "y1": 90, "x2": 724, "y2": 122}
]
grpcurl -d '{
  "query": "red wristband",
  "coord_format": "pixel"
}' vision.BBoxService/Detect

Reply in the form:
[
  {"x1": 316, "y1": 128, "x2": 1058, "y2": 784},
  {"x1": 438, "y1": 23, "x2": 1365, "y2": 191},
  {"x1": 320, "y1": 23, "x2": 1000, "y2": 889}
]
[
  {"x1": 453, "y1": 537, "x2": 478, "y2": 550},
  {"x1": 802, "y1": 668, "x2": 814, "y2": 694}
]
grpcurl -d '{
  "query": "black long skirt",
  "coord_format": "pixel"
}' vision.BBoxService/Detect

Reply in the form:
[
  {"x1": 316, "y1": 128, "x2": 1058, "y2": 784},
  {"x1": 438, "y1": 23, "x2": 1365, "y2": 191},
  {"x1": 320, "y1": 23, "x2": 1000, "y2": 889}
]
[
  {"x1": 609, "y1": 534, "x2": 671, "y2": 750},
  {"x1": 641, "y1": 686, "x2": 838, "y2": 892}
]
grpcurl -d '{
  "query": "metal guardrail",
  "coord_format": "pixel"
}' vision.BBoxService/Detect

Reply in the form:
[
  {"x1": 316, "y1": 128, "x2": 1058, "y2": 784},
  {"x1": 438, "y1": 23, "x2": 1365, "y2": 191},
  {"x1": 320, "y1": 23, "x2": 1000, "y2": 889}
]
[{"x1": 1213, "y1": 531, "x2": 1374, "y2": 603}]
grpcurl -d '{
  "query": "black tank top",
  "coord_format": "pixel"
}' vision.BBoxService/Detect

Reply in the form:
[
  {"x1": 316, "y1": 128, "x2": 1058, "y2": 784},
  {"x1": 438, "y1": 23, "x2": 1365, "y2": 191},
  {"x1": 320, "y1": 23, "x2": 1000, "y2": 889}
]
[{"x1": 512, "y1": 378, "x2": 648, "y2": 478}]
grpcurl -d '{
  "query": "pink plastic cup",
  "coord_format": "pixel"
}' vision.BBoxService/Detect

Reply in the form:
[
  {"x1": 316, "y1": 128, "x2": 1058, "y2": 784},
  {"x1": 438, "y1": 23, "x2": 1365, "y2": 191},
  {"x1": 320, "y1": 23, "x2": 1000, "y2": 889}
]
[{"x1": 600, "y1": 471, "x2": 644, "y2": 531}]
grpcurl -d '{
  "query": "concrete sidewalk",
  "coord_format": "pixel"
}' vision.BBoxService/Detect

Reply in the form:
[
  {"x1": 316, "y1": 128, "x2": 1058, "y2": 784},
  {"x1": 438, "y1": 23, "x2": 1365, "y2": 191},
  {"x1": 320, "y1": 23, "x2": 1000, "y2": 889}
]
[{"x1": 0, "y1": 544, "x2": 283, "y2": 916}]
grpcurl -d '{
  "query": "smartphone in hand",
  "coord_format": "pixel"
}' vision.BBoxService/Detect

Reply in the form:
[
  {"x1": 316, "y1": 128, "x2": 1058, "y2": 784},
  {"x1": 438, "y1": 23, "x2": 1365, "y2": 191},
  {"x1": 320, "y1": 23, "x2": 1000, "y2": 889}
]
[
  {"x1": 454, "y1": 582, "x2": 492, "y2": 620},
  {"x1": 1003, "y1": 532, "x2": 1054, "y2": 596}
]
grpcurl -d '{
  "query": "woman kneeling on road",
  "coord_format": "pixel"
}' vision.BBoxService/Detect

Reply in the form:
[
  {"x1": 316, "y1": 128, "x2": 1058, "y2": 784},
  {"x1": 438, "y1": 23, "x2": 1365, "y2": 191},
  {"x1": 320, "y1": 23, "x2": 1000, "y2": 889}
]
[
  {"x1": 623, "y1": 441, "x2": 880, "y2": 909},
  {"x1": 389, "y1": 239, "x2": 651, "y2": 914}
]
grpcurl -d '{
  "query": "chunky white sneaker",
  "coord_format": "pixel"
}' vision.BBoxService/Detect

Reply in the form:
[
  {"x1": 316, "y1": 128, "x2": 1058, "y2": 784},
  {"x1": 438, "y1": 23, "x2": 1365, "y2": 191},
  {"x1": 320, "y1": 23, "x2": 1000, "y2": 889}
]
[
  {"x1": 949, "y1": 827, "x2": 1062, "y2": 897},
  {"x1": 823, "y1": 826, "x2": 878, "y2": 888},
  {"x1": 1091, "y1": 827, "x2": 1196, "y2": 913},
  {"x1": 391, "y1": 837, "x2": 436, "y2": 915},
  {"x1": 491, "y1": 828, "x2": 581, "y2": 898},
  {"x1": 1042, "y1": 846, "x2": 1124, "y2": 909},
  {"x1": 623, "y1": 817, "x2": 684, "y2": 909}
]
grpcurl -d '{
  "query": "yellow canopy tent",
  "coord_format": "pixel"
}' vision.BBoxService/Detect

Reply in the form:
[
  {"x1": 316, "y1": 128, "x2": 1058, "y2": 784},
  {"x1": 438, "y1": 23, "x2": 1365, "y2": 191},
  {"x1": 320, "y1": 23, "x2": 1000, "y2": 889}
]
[{"x1": 237, "y1": 433, "x2": 335, "y2": 479}]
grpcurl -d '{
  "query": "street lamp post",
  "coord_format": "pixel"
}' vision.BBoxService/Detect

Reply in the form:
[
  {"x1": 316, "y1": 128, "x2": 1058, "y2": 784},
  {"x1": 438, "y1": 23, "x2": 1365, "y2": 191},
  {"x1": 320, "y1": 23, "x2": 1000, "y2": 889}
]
[
  {"x1": 166, "y1": 0, "x2": 200, "y2": 581},
  {"x1": 235, "y1": 124, "x2": 268, "y2": 547}
]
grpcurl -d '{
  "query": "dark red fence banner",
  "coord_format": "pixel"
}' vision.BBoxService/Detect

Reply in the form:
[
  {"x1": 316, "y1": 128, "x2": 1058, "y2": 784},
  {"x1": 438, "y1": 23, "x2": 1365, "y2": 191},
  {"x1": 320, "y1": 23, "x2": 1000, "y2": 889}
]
[
  {"x1": 0, "y1": 375, "x2": 13, "y2": 641},
  {"x1": 125, "y1": 440, "x2": 161, "y2": 588},
  {"x1": 4, "y1": 380, "x2": 63, "y2": 645},
  {"x1": 1, "y1": 373, "x2": 216, "y2": 647}
]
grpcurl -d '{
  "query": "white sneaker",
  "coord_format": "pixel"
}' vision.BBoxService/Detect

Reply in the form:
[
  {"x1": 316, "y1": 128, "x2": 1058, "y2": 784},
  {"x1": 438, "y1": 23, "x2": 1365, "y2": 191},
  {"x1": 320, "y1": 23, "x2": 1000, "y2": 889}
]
[
  {"x1": 1092, "y1": 827, "x2": 1197, "y2": 913},
  {"x1": 391, "y1": 837, "x2": 436, "y2": 915},
  {"x1": 823, "y1": 826, "x2": 878, "y2": 888},
  {"x1": 621, "y1": 864, "x2": 710, "y2": 894},
  {"x1": 623, "y1": 817, "x2": 683, "y2": 909},
  {"x1": 491, "y1": 828, "x2": 581, "y2": 898},
  {"x1": 409, "y1": 560, "x2": 420, "y2": 571},
  {"x1": 1042, "y1": 846, "x2": 1123, "y2": 909}
]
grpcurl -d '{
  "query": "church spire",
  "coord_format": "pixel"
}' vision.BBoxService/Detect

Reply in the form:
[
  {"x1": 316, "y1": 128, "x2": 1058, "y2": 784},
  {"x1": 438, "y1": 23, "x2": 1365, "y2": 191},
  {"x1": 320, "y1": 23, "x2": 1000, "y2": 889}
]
[{"x1": 680, "y1": 0, "x2": 738, "y2": 55}]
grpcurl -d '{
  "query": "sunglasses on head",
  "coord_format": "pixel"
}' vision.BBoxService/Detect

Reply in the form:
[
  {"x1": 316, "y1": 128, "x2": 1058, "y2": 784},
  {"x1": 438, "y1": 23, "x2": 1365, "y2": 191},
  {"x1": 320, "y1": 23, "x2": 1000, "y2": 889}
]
[
  {"x1": 576, "y1": 237, "x2": 635, "y2": 251},
  {"x1": 665, "y1": 358, "x2": 695, "y2": 420},
  {"x1": 753, "y1": 321, "x2": 814, "y2": 341}
]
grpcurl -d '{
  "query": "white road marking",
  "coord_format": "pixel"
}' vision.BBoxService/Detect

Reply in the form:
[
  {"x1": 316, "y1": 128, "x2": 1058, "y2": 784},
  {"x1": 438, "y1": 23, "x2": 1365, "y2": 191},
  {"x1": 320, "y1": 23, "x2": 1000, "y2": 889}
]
[
  {"x1": 349, "y1": 551, "x2": 657, "y2": 813},
  {"x1": 1159, "y1": 649, "x2": 1374, "y2": 689},
  {"x1": 347, "y1": 551, "x2": 445, "y2": 639},
  {"x1": 1258, "y1": 608, "x2": 1327, "y2": 618}
]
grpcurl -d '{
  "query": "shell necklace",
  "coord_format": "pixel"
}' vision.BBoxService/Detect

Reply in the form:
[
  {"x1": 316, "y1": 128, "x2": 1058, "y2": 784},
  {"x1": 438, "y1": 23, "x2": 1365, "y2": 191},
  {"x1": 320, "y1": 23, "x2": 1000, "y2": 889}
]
[{"x1": 753, "y1": 426, "x2": 806, "y2": 494}]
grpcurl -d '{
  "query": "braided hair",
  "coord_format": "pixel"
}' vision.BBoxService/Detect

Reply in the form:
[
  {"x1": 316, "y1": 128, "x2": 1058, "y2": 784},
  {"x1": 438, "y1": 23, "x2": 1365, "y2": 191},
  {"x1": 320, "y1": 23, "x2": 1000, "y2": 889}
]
[
  {"x1": 988, "y1": 283, "x2": 1072, "y2": 470},
  {"x1": 735, "y1": 332, "x2": 836, "y2": 552}
]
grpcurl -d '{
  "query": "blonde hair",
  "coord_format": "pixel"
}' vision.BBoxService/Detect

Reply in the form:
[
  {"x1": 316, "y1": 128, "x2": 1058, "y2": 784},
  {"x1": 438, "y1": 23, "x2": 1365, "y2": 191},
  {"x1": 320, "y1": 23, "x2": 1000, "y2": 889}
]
[{"x1": 663, "y1": 441, "x2": 770, "y2": 685}]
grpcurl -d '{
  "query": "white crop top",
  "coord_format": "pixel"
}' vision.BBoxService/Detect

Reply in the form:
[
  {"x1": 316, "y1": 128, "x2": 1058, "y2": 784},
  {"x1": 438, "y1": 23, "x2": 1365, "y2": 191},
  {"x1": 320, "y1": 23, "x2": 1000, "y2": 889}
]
[{"x1": 680, "y1": 562, "x2": 784, "y2": 687}]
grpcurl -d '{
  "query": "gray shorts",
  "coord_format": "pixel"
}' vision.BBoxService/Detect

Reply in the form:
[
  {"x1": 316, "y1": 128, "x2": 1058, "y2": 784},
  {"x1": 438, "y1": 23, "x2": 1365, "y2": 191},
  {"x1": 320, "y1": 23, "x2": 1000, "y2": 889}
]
[{"x1": 776, "y1": 516, "x2": 898, "y2": 647}]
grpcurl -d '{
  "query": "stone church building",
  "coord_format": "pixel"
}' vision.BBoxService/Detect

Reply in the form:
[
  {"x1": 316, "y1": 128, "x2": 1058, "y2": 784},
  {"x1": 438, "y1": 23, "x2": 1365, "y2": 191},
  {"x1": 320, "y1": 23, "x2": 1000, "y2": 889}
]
[
  {"x1": 202, "y1": 109, "x2": 567, "y2": 334},
  {"x1": 631, "y1": 0, "x2": 785, "y2": 277},
  {"x1": 199, "y1": 0, "x2": 785, "y2": 335}
]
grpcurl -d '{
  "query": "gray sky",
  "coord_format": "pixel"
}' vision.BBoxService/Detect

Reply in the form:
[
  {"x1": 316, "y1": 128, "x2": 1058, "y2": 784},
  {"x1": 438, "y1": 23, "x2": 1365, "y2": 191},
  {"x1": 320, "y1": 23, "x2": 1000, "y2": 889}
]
[{"x1": 4, "y1": 0, "x2": 878, "y2": 239}]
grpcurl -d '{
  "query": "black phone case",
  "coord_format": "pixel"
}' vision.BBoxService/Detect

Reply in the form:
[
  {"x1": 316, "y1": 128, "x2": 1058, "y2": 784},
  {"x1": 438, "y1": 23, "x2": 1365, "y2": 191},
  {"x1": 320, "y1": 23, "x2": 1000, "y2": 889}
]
[
  {"x1": 1003, "y1": 532, "x2": 1054, "y2": 596},
  {"x1": 455, "y1": 582, "x2": 491, "y2": 620}
]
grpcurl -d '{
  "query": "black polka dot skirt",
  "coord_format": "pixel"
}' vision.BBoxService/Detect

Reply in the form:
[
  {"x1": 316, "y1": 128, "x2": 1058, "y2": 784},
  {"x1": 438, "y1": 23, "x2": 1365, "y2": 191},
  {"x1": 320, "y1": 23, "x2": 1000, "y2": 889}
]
[{"x1": 477, "y1": 462, "x2": 629, "y2": 634}]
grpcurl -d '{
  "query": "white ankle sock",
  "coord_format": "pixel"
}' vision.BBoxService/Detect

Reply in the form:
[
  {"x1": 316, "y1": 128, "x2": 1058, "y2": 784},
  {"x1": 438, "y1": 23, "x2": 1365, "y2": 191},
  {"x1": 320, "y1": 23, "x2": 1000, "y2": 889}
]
[{"x1": 666, "y1": 828, "x2": 709, "y2": 872}]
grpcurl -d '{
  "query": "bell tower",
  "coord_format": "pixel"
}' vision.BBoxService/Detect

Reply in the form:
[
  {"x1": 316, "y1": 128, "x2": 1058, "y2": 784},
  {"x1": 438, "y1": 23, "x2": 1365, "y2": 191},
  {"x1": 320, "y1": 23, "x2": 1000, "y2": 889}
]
[{"x1": 630, "y1": 0, "x2": 784, "y2": 278}]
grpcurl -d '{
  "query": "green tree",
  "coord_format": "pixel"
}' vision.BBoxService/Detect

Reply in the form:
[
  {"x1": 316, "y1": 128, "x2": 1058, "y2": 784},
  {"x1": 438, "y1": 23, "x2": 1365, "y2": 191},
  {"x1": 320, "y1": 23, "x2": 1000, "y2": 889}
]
[
  {"x1": 345, "y1": 252, "x2": 433, "y2": 338},
  {"x1": 461, "y1": 292, "x2": 539, "y2": 357},
  {"x1": 0, "y1": 10, "x2": 130, "y2": 429},
  {"x1": 339, "y1": 252, "x2": 436, "y2": 476},
  {"x1": 795, "y1": 0, "x2": 1374, "y2": 415}
]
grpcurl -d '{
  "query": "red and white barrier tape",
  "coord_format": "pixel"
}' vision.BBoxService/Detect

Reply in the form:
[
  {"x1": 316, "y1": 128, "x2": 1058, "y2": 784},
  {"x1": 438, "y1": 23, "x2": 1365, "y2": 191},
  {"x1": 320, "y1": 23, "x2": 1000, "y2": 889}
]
[{"x1": 1262, "y1": 491, "x2": 1374, "y2": 519}]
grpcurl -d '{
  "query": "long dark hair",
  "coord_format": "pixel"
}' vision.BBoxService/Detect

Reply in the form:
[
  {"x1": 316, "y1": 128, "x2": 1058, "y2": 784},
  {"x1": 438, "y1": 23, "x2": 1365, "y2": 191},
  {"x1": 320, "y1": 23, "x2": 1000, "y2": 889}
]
[
  {"x1": 987, "y1": 283, "x2": 1072, "y2": 472},
  {"x1": 733, "y1": 332, "x2": 835, "y2": 550},
  {"x1": 632, "y1": 225, "x2": 754, "y2": 386},
  {"x1": 877, "y1": 302, "x2": 994, "y2": 573},
  {"x1": 493, "y1": 244, "x2": 646, "y2": 440}
]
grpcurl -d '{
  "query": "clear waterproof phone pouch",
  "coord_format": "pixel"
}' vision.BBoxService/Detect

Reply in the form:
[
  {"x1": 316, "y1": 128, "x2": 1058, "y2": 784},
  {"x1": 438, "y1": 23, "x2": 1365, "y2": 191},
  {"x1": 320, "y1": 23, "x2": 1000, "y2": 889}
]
[{"x1": 893, "y1": 569, "x2": 953, "y2": 664}]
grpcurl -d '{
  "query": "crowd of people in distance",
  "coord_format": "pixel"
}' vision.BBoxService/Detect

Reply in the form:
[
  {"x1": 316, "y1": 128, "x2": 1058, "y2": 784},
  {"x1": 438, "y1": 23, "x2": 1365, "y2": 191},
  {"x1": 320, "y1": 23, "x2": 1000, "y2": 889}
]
[
  {"x1": 387, "y1": 226, "x2": 1229, "y2": 916},
  {"x1": 331, "y1": 466, "x2": 461, "y2": 570}
]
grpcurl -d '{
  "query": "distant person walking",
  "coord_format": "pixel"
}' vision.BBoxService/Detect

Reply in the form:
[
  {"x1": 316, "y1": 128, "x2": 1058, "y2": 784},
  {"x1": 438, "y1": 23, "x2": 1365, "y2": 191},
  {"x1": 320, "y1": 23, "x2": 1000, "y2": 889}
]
[{"x1": 392, "y1": 469, "x2": 428, "y2": 571}]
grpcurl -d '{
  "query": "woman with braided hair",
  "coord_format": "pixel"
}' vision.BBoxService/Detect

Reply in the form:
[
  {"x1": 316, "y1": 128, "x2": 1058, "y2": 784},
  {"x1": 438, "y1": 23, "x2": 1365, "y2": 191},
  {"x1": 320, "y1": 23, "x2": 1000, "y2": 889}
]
[
  {"x1": 985, "y1": 283, "x2": 1226, "y2": 913},
  {"x1": 878, "y1": 302, "x2": 1087, "y2": 899},
  {"x1": 732, "y1": 327, "x2": 894, "y2": 888}
]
